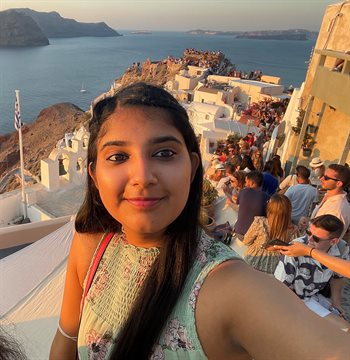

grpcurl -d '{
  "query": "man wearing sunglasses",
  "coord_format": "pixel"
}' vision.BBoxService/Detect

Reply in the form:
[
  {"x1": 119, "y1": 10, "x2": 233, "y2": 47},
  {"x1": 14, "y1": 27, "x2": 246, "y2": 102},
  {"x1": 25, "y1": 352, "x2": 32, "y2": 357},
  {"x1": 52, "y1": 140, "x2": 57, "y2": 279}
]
[
  {"x1": 310, "y1": 164, "x2": 350, "y2": 240},
  {"x1": 274, "y1": 215, "x2": 350, "y2": 330}
]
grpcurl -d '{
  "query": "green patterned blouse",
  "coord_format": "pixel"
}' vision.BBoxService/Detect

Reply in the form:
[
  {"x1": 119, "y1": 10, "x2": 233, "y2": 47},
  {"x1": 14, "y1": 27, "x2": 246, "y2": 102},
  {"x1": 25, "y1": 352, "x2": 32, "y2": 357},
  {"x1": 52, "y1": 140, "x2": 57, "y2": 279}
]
[{"x1": 78, "y1": 232, "x2": 241, "y2": 359}]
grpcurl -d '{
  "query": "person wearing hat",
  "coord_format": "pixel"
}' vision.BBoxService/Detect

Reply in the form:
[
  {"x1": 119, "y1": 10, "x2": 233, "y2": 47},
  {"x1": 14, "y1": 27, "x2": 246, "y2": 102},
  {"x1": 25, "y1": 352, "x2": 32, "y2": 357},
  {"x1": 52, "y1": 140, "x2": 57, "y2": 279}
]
[
  {"x1": 207, "y1": 163, "x2": 226, "y2": 189},
  {"x1": 204, "y1": 155, "x2": 221, "y2": 178},
  {"x1": 309, "y1": 157, "x2": 325, "y2": 187}
]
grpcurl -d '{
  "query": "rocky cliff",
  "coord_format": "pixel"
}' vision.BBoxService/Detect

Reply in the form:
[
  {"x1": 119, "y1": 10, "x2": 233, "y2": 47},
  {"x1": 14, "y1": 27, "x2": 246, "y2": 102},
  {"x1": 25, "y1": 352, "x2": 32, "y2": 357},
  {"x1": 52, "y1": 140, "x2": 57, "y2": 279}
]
[
  {"x1": 0, "y1": 10, "x2": 49, "y2": 47},
  {"x1": 117, "y1": 59, "x2": 185, "y2": 87},
  {"x1": 116, "y1": 50, "x2": 230, "y2": 86},
  {"x1": 15, "y1": 8, "x2": 121, "y2": 38},
  {"x1": 0, "y1": 103, "x2": 88, "y2": 193}
]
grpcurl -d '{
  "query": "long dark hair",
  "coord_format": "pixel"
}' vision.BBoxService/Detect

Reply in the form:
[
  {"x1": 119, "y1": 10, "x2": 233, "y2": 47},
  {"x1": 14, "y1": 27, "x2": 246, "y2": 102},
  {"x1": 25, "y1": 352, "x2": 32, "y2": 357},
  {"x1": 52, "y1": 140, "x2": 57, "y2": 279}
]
[{"x1": 75, "y1": 82, "x2": 203, "y2": 358}]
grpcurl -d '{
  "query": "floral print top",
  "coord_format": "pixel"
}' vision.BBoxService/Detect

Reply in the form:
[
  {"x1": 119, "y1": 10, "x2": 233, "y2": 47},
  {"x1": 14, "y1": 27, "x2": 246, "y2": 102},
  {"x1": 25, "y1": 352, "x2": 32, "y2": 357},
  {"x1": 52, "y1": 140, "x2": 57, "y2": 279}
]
[{"x1": 77, "y1": 232, "x2": 241, "y2": 359}]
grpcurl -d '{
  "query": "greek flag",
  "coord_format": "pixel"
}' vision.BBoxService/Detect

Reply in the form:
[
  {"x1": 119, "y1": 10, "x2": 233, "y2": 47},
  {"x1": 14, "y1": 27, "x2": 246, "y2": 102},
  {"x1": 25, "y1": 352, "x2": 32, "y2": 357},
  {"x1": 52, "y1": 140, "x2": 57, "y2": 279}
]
[{"x1": 14, "y1": 93, "x2": 22, "y2": 131}]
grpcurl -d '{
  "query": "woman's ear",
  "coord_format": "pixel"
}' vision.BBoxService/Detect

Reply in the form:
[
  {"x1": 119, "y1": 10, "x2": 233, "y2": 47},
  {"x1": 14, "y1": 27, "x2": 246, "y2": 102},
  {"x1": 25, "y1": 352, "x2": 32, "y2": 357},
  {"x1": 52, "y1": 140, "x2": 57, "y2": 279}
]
[
  {"x1": 190, "y1": 153, "x2": 200, "y2": 182},
  {"x1": 88, "y1": 162, "x2": 98, "y2": 189}
]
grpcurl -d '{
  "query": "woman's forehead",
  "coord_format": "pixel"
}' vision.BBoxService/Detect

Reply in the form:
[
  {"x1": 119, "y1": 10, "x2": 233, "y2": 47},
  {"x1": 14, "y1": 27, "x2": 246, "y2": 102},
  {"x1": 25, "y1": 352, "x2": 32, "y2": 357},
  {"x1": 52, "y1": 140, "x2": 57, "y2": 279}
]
[{"x1": 98, "y1": 106, "x2": 184, "y2": 144}]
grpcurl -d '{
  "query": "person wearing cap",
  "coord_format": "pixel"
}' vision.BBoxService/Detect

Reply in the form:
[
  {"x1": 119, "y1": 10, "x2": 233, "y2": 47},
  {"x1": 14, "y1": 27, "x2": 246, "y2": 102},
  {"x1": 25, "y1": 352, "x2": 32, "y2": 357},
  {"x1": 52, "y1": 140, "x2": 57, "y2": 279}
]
[
  {"x1": 204, "y1": 155, "x2": 221, "y2": 178},
  {"x1": 309, "y1": 157, "x2": 325, "y2": 187},
  {"x1": 207, "y1": 163, "x2": 226, "y2": 189},
  {"x1": 217, "y1": 163, "x2": 236, "y2": 197}
]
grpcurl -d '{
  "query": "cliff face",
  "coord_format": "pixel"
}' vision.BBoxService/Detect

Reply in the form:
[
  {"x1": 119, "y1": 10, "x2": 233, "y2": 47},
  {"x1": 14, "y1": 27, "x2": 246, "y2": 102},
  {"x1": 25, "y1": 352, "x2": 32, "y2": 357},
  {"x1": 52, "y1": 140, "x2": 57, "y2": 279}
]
[
  {"x1": 0, "y1": 103, "x2": 88, "y2": 193},
  {"x1": 0, "y1": 10, "x2": 49, "y2": 47},
  {"x1": 117, "y1": 59, "x2": 185, "y2": 86},
  {"x1": 15, "y1": 8, "x2": 121, "y2": 38},
  {"x1": 117, "y1": 50, "x2": 229, "y2": 86}
]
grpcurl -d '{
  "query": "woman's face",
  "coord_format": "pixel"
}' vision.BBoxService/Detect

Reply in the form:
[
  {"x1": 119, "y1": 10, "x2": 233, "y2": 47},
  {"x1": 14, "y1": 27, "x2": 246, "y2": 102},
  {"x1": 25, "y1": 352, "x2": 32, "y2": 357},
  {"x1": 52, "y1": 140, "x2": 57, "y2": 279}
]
[
  {"x1": 90, "y1": 106, "x2": 199, "y2": 245},
  {"x1": 230, "y1": 176, "x2": 238, "y2": 188}
]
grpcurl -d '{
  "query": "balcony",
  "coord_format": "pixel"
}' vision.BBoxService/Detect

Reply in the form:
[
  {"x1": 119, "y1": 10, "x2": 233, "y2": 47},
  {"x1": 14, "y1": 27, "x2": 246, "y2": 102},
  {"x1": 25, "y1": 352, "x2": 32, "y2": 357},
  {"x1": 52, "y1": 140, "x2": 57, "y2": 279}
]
[{"x1": 311, "y1": 49, "x2": 350, "y2": 117}]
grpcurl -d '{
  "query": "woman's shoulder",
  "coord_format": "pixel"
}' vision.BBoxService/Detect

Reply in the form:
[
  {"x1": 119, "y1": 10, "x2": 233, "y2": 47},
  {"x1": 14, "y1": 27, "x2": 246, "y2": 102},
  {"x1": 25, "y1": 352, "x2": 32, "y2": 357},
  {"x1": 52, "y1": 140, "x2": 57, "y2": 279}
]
[
  {"x1": 71, "y1": 231, "x2": 103, "y2": 255},
  {"x1": 253, "y1": 216, "x2": 267, "y2": 225},
  {"x1": 70, "y1": 231, "x2": 105, "y2": 286}
]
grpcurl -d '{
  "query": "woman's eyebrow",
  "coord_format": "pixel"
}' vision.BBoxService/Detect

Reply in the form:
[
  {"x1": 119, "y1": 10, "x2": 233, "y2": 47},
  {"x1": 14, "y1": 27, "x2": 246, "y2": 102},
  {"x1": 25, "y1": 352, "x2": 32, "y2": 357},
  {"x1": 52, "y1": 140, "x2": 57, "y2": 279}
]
[
  {"x1": 151, "y1": 136, "x2": 182, "y2": 145},
  {"x1": 101, "y1": 140, "x2": 129, "y2": 150},
  {"x1": 100, "y1": 136, "x2": 182, "y2": 150}
]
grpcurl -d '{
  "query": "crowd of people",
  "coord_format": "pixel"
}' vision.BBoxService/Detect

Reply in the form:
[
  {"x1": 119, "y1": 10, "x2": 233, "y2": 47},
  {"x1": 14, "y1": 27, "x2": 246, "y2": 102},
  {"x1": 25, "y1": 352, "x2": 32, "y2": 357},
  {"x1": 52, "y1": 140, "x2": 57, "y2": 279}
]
[
  {"x1": 242, "y1": 98, "x2": 289, "y2": 134},
  {"x1": 205, "y1": 129, "x2": 350, "y2": 332},
  {"x1": 227, "y1": 69, "x2": 263, "y2": 80},
  {"x1": 46, "y1": 82, "x2": 349, "y2": 359}
]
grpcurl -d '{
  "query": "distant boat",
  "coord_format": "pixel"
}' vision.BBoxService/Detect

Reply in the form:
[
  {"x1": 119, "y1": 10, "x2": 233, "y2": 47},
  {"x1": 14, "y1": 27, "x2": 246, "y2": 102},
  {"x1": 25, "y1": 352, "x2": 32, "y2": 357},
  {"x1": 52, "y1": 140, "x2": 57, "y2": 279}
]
[{"x1": 80, "y1": 83, "x2": 87, "y2": 93}]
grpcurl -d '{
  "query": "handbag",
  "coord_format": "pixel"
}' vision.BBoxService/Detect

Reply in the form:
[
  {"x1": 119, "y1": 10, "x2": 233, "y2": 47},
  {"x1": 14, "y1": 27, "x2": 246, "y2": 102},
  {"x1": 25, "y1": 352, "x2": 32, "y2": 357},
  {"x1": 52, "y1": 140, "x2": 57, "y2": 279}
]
[{"x1": 212, "y1": 221, "x2": 233, "y2": 245}]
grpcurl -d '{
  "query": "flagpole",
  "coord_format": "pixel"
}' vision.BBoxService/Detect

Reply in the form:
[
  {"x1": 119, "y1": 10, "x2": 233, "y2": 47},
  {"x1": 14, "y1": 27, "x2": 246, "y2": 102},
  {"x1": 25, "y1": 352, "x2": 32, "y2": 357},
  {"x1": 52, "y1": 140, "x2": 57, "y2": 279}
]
[{"x1": 15, "y1": 90, "x2": 28, "y2": 219}]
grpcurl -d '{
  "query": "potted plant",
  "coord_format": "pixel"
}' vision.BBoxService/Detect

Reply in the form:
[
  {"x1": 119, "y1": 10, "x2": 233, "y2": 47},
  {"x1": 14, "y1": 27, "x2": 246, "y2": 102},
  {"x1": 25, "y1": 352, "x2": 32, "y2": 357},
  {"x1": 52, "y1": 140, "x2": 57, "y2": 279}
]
[
  {"x1": 291, "y1": 108, "x2": 305, "y2": 135},
  {"x1": 199, "y1": 208, "x2": 216, "y2": 235},
  {"x1": 307, "y1": 124, "x2": 318, "y2": 134},
  {"x1": 302, "y1": 133, "x2": 316, "y2": 157},
  {"x1": 202, "y1": 178, "x2": 219, "y2": 218}
]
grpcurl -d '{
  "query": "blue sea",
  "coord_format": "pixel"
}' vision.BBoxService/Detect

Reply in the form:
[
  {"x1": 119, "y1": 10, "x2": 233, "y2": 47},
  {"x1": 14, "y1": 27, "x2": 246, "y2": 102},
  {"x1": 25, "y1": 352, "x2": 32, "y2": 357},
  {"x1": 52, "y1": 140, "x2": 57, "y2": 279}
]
[{"x1": 0, "y1": 31, "x2": 314, "y2": 135}]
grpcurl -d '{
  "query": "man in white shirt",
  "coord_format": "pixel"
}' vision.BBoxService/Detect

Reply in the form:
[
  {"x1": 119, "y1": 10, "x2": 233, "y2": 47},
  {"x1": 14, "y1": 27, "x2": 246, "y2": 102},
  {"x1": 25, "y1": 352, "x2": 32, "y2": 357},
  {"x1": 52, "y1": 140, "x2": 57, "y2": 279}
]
[
  {"x1": 311, "y1": 164, "x2": 350, "y2": 239},
  {"x1": 207, "y1": 163, "x2": 226, "y2": 191}
]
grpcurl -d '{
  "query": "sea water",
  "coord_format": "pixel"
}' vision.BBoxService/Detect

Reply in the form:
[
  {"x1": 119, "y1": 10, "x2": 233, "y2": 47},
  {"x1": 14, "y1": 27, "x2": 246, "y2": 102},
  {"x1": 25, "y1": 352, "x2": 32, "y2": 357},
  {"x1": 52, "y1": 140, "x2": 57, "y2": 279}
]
[{"x1": 0, "y1": 31, "x2": 314, "y2": 135}]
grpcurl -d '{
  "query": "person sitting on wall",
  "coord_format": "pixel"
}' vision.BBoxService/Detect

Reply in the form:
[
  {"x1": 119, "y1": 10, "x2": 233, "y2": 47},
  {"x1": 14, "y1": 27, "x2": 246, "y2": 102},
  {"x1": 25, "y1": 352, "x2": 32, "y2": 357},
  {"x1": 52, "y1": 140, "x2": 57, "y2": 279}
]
[
  {"x1": 234, "y1": 171, "x2": 269, "y2": 240},
  {"x1": 309, "y1": 157, "x2": 325, "y2": 188},
  {"x1": 285, "y1": 166, "x2": 318, "y2": 225}
]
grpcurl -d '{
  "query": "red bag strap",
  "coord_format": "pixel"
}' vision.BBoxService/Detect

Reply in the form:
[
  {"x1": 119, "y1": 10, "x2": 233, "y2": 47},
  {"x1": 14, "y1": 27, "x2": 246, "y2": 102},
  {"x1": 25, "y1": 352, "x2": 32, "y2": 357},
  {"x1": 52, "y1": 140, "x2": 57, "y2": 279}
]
[{"x1": 79, "y1": 232, "x2": 114, "y2": 319}]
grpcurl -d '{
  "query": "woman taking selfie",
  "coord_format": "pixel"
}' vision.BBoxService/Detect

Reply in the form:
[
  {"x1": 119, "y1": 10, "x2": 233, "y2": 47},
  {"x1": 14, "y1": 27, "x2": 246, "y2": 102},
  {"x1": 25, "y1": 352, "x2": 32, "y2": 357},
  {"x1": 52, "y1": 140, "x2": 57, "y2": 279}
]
[{"x1": 50, "y1": 83, "x2": 348, "y2": 360}]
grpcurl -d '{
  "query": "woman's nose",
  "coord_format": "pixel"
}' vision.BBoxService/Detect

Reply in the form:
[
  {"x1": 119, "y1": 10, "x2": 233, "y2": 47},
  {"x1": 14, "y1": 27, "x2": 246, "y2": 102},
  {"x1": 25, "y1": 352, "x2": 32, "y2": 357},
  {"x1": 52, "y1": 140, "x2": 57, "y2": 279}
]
[{"x1": 129, "y1": 156, "x2": 158, "y2": 187}]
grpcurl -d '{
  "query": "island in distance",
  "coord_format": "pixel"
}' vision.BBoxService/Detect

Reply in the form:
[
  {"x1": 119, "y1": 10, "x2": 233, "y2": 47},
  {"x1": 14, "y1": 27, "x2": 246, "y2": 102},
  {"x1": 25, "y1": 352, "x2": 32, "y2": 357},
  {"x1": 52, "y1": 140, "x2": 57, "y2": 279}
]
[
  {"x1": 0, "y1": 8, "x2": 120, "y2": 47},
  {"x1": 187, "y1": 29, "x2": 318, "y2": 40},
  {"x1": 0, "y1": 10, "x2": 49, "y2": 47}
]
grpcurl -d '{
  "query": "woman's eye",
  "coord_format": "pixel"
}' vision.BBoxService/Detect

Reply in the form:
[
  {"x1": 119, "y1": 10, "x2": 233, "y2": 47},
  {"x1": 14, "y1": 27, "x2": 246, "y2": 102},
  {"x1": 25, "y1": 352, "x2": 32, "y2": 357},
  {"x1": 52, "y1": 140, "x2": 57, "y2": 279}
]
[
  {"x1": 107, "y1": 153, "x2": 129, "y2": 162},
  {"x1": 154, "y1": 149, "x2": 176, "y2": 158}
]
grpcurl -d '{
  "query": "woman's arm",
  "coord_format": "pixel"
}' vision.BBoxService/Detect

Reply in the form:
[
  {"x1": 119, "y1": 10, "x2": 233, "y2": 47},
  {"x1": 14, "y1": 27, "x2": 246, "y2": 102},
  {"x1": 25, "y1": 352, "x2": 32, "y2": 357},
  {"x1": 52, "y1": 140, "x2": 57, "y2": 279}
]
[
  {"x1": 273, "y1": 242, "x2": 350, "y2": 278},
  {"x1": 49, "y1": 231, "x2": 101, "y2": 360},
  {"x1": 242, "y1": 217, "x2": 259, "y2": 246},
  {"x1": 197, "y1": 260, "x2": 349, "y2": 360}
]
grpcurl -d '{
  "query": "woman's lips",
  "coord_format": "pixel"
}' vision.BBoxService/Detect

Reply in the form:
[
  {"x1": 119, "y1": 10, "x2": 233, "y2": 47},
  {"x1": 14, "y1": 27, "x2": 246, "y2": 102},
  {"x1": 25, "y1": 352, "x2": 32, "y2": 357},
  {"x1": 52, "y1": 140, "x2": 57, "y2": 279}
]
[{"x1": 126, "y1": 197, "x2": 163, "y2": 208}]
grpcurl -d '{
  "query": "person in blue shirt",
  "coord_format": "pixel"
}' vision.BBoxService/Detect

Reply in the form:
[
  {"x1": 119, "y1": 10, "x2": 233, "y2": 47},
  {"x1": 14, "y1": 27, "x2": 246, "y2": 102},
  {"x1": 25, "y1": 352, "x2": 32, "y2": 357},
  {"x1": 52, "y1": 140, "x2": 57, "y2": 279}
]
[{"x1": 262, "y1": 160, "x2": 279, "y2": 196}]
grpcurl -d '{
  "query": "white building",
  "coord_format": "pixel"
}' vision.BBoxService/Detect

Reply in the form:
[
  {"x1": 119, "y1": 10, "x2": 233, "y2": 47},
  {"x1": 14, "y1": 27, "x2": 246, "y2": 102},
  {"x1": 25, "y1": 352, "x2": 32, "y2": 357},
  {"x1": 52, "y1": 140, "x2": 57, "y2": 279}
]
[{"x1": 0, "y1": 126, "x2": 89, "y2": 228}]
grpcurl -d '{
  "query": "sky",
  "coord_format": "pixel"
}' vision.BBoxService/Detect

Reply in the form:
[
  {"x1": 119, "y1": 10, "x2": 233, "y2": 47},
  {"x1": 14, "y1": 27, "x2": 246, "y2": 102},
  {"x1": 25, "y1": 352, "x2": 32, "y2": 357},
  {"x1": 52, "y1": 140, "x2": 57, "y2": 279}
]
[{"x1": 0, "y1": 0, "x2": 338, "y2": 31}]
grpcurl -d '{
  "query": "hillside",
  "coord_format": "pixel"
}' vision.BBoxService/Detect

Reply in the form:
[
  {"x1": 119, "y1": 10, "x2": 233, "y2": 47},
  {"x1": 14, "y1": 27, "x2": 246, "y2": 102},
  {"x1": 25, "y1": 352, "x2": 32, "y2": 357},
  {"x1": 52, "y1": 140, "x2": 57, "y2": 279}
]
[
  {"x1": 0, "y1": 10, "x2": 49, "y2": 47},
  {"x1": 15, "y1": 8, "x2": 121, "y2": 38},
  {"x1": 0, "y1": 103, "x2": 88, "y2": 193}
]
